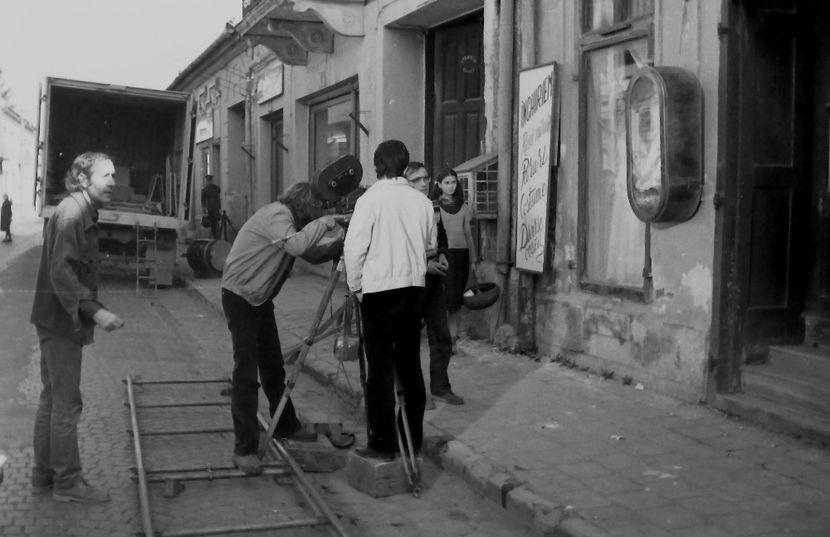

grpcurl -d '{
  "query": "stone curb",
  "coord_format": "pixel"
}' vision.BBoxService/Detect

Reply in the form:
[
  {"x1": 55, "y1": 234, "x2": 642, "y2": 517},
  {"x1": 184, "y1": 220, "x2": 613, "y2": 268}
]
[
  {"x1": 420, "y1": 436, "x2": 608, "y2": 537},
  {"x1": 178, "y1": 272, "x2": 608, "y2": 537}
]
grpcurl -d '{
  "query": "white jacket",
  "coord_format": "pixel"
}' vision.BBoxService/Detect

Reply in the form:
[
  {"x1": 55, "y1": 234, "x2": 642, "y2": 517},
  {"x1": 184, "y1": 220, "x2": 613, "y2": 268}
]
[{"x1": 344, "y1": 177, "x2": 435, "y2": 294}]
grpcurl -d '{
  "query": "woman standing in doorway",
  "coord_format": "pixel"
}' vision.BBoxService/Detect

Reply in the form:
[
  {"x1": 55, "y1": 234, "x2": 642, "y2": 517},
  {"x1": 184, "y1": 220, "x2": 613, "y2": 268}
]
[{"x1": 432, "y1": 168, "x2": 477, "y2": 354}]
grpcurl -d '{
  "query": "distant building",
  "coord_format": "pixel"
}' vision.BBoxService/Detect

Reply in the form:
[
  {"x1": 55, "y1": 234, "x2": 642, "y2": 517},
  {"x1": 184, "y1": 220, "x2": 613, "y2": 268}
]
[{"x1": 0, "y1": 105, "x2": 37, "y2": 209}]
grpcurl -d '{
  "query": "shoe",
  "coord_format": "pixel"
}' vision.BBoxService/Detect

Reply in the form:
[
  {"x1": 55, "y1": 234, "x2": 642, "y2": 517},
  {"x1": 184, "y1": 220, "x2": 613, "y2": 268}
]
[
  {"x1": 232, "y1": 454, "x2": 264, "y2": 476},
  {"x1": 354, "y1": 446, "x2": 396, "y2": 461},
  {"x1": 53, "y1": 478, "x2": 111, "y2": 503},
  {"x1": 433, "y1": 391, "x2": 464, "y2": 405},
  {"x1": 31, "y1": 480, "x2": 53, "y2": 495},
  {"x1": 425, "y1": 397, "x2": 436, "y2": 410},
  {"x1": 281, "y1": 428, "x2": 318, "y2": 443}
]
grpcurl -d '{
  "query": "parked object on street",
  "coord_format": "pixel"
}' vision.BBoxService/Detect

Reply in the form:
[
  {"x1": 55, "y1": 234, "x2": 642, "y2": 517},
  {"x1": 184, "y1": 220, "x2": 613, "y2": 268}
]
[
  {"x1": 186, "y1": 238, "x2": 231, "y2": 277},
  {"x1": 37, "y1": 77, "x2": 192, "y2": 287}
]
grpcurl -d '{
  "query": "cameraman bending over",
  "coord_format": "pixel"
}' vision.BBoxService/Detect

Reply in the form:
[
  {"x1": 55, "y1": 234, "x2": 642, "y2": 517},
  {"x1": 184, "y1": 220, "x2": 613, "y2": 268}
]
[
  {"x1": 221, "y1": 182, "x2": 346, "y2": 475},
  {"x1": 344, "y1": 140, "x2": 435, "y2": 460}
]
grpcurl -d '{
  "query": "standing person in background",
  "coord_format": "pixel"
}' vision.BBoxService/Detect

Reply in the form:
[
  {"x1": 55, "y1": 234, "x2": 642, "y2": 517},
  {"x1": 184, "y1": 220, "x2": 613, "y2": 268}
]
[
  {"x1": 432, "y1": 168, "x2": 478, "y2": 355},
  {"x1": 344, "y1": 140, "x2": 435, "y2": 460},
  {"x1": 1, "y1": 194, "x2": 12, "y2": 242},
  {"x1": 201, "y1": 175, "x2": 222, "y2": 238},
  {"x1": 404, "y1": 162, "x2": 464, "y2": 407},
  {"x1": 30, "y1": 152, "x2": 125, "y2": 503}
]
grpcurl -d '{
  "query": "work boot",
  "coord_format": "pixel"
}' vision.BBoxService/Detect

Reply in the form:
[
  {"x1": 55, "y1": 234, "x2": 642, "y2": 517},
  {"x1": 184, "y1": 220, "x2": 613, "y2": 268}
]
[
  {"x1": 31, "y1": 478, "x2": 53, "y2": 495},
  {"x1": 354, "y1": 446, "x2": 396, "y2": 461},
  {"x1": 53, "y1": 478, "x2": 111, "y2": 503},
  {"x1": 233, "y1": 454, "x2": 264, "y2": 476},
  {"x1": 433, "y1": 391, "x2": 464, "y2": 405}
]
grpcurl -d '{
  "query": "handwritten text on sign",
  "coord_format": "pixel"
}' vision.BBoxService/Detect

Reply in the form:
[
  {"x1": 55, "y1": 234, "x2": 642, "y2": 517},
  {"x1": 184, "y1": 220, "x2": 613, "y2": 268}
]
[{"x1": 516, "y1": 63, "x2": 558, "y2": 273}]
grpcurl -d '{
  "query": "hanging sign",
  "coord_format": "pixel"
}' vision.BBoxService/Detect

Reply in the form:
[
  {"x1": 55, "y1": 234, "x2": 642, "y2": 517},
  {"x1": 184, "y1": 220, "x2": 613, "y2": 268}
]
[
  {"x1": 257, "y1": 64, "x2": 284, "y2": 104},
  {"x1": 195, "y1": 114, "x2": 213, "y2": 143},
  {"x1": 515, "y1": 62, "x2": 559, "y2": 273}
]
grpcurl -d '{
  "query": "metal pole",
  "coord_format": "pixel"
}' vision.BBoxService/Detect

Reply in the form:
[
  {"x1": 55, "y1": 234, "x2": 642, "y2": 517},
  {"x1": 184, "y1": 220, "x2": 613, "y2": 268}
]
[
  {"x1": 159, "y1": 517, "x2": 329, "y2": 537},
  {"x1": 257, "y1": 412, "x2": 352, "y2": 537},
  {"x1": 139, "y1": 467, "x2": 290, "y2": 484},
  {"x1": 126, "y1": 375, "x2": 155, "y2": 537}
]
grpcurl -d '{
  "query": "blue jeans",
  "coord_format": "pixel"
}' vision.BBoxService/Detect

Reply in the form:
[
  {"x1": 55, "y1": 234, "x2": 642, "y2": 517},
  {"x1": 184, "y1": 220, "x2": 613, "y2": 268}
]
[
  {"x1": 221, "y1": 289, "x2": 302, "y2": 456},
  {"x1": 32, "y1": 328, "x2": 84, "y2": 490}
]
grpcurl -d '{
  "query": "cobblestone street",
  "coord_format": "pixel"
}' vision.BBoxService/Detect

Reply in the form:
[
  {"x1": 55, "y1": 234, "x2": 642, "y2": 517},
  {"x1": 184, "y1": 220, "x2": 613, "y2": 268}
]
[{"x1": 0, "y1": 240, "x2": 533, "y2": 537}]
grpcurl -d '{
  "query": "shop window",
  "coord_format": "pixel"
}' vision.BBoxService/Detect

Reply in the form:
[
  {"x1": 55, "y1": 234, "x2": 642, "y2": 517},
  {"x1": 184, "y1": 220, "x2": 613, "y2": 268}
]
[
  {"x1": 583, "y1": 0, "x2": 654, "y2": 33},
  {"x1": 579, "y1": 4, "x2": 653, "y2": 297},
  {"x1": 308, "y1": 81, "x2": 359, "y2": 176}
]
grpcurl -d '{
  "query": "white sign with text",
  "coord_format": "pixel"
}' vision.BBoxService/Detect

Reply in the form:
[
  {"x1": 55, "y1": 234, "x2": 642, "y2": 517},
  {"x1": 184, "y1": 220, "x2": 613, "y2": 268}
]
[{"x1": 515, "y1": 62, "x2": 559, "y2": 273}]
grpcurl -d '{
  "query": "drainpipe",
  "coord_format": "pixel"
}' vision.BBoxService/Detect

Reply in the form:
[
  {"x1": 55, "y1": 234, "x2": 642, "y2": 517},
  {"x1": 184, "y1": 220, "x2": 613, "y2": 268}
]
[
  {"x1": 495, "y1": 0, "x2": 516, "y2": 323},
  {"x1": 244, "y1": 69, "x2": 255, "y2": 218}
]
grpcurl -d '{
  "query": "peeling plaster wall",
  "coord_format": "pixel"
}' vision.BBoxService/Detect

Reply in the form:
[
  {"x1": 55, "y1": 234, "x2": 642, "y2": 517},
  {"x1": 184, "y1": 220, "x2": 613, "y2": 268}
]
[{"x1": 528, "y1": 0, "x2": 721, "y2": 402}]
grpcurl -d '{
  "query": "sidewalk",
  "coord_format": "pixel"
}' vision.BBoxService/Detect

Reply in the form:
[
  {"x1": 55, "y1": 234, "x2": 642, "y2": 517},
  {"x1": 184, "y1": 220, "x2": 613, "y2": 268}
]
[
  {"x1": 182, "y1": 267, "x2": 830, "y2": 537},
  {"x1": 0, "y1": 204, "x2": 43, "y2": 271}
]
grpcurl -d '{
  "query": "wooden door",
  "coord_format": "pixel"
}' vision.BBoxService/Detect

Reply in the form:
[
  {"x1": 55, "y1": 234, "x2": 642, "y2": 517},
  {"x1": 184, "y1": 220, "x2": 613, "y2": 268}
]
[
  {"x1": 430, "y1": 17, "x2": 484, "y2": 175},
  {"x1": 737, "y1": 1, "x2": 810, "y2": 362},
  {"x1": 803, "y1": 3, "x2": 830, "y2": 343}
]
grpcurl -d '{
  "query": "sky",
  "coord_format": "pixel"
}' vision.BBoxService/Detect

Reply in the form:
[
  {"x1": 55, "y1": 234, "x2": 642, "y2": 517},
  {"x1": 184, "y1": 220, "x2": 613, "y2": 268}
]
[{"x1": 0, "y1": 0, "x2": 241, "y2": 122}]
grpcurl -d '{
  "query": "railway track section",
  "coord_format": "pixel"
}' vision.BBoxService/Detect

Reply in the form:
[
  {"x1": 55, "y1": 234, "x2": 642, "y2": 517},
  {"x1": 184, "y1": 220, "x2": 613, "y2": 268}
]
[{"x1": 125, "y1": 375, "x2": 351, "y2": 537}]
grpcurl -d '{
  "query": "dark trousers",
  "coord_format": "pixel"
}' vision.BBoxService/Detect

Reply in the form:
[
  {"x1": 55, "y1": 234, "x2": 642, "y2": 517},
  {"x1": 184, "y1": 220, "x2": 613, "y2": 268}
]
[
  {"x1": 423, "y1": 275, "x2": 453, "y2": 395},
  {"x1": 222, "y1": 289, "x2": 302, "y2": 456},
  {"x1": 360, "y1": 287, "x2": 425, "y2": 453},
  {"x1": 32, "y1": 328, "x2": 83, "y2": 491}
]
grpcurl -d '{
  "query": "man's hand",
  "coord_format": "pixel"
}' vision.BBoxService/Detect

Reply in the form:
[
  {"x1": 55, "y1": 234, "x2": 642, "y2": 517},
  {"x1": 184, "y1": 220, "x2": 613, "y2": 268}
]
[
  {"x1": 427, "y1": 255, "x2": 449, "y2": 276},
  {"x1": 93, "y1": 309, "x2": 125, "y2": 332},
  {"x1": 332, "y1": 214, "x2": 351, "y2": 226}
]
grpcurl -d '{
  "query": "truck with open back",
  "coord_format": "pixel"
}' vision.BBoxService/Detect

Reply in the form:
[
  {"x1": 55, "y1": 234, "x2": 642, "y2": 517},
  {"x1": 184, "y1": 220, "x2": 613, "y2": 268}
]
[{"x1": 37, "y1": 77, "x2": 193, "y2": 287}]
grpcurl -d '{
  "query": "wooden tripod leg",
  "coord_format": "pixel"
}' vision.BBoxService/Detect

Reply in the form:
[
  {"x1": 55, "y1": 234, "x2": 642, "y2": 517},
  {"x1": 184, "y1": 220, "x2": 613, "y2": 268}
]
[
  {"x1": 393, "y1": 372, "x2": 421, "y2": 495},
  {"x1": 257, "y1": 257, "x2": 345, "y2": 459},
  {"x1": 352, "y1": 295, "x2": 371, "y2": 440}
]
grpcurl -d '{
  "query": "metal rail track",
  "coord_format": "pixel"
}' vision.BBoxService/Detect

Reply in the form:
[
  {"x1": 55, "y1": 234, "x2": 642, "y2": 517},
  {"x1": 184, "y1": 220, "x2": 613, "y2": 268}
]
[{"x1": 125, "y1": 375, "x2": 351, "y2": 537}]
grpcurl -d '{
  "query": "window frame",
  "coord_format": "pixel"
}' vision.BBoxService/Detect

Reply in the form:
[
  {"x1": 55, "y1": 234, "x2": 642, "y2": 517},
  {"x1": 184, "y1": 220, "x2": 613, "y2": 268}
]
[
  {"x1": 304, "y1": 77, "x2": 359, "y2": 179},
  {"x1": 577, "y1": 7, "x2": 654, "y2": 302}
]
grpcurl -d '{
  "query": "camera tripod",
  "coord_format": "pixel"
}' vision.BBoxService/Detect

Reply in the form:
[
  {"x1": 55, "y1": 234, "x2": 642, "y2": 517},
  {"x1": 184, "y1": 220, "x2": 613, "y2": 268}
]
[{"x1": 258, "y1": 254, "x2": 422, "y2": 496}]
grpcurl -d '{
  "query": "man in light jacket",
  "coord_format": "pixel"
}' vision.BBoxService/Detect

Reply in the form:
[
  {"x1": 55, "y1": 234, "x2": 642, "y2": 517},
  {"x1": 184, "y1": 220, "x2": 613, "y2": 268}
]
[
  {"x1": 221, "y1": 182, "x2": 346, "y2": 475},
  {"x1": 343, "y1": 140, "x2": 435, "y2": 460}
]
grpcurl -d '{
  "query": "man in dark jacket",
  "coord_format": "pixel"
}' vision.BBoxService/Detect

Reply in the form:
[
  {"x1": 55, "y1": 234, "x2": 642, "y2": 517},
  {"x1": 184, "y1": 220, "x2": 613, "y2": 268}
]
[
  {"x1": 1, "y1": 193, "x2": 11, "y2": 242},
  {"x1": 201, "y1": 176, "x2": 222, "y2": 238},
  {"x1": 30, "y1": 152, "x2": 124, "y2": 503}
]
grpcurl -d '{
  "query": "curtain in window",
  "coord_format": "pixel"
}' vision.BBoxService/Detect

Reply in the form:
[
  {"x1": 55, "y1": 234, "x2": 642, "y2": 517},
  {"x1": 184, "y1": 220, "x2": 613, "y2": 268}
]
[{"x1": 584, "y1": 39, "x2": 648, "y2": 287}]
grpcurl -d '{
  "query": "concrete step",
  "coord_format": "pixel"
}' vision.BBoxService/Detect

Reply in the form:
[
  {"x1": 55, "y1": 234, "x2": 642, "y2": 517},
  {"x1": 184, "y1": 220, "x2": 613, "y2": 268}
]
[
  {"x1": 768, "y1": 344, "x2": 830, "y2": 382},
  {"x1": 742, "y1": 363, "x2": 830, "y2": 415},
  {"x1": 713, "y1": 393, "x2": 830, "y2": 446}
]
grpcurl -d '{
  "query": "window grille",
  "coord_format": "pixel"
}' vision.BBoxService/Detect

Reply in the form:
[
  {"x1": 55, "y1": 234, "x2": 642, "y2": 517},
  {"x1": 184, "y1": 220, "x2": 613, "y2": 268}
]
[{"x1": 455, "y1": 152, "x2": 498, "y2": 218}]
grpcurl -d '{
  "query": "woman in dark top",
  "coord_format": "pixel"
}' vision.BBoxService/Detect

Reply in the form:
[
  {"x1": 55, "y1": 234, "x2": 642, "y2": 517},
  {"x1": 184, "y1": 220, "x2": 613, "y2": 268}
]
[
  {"x1": 1, "y1": 194, "x2": 12, "y2": 242},
  {"x1": 431, "y1": 169, "x2": 478, "y2": 353}
]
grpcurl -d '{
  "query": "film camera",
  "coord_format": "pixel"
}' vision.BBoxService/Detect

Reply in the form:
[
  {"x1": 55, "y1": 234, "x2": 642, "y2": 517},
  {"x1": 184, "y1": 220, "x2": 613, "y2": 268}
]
[{"x1": 313, "y1": 155, "x2": 363, "y2": 208}]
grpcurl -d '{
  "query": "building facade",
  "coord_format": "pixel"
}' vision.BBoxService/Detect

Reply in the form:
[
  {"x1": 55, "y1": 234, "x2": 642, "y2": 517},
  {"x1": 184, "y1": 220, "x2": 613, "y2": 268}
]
[
  {"x1": 171, "y1": 0, "x2": 830, "y2": 439},
  {"x1": 0, "y1": 105, "x2": 37, "y2": 211}
]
